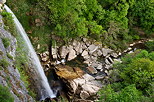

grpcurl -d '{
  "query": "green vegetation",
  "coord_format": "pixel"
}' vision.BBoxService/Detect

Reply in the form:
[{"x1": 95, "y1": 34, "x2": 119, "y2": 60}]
[
  {"x1": 145, "y1": 40, "x2": 154, "y2": 52},
  {"x1": 0, "y1": 58, "x2": 9, "y2": 68},
  {"x1": 0, "y1": 50, "x2": 3, "y2": 55},
  {"x1": 7, "y1": 0, "x2": 154, "y2": 51},
  {"x1": 15, "y1": 35, "x2": 36, "y2": 98},
  {"x1": 2, "y1": 37, "x2": 10, "y2": 48},
  {"x1": 7, "y1": 53, "x2": 13, "y2": 60},
  {"x1": 1, "y1": 11, "x2": 17, "y2": 36},
  {"x1": 98, "y1": 50, "x2": 154, "y2": 102},
  {"x1": 0, "y1": 84, "x2": 14, "y2": 102}
]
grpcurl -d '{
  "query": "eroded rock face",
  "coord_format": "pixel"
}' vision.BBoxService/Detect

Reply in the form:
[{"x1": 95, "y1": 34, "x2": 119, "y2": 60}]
[{"x1": 0, "y1": 15, "x2": 34, "y2": 102}]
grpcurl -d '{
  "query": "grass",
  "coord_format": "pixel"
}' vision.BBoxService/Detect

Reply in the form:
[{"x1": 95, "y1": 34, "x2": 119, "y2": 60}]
[
  {"x1": 2, "y1": 38, "x2": 10, "y2": 48},
  {"x1": 0, "y1": 84, "x2": 14, "y2": 102},
  {"x1": 1, "y1": 11, "x2": 17, "y2": 36}
]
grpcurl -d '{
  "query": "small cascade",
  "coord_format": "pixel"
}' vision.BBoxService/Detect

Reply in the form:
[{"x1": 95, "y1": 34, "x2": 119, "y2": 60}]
[{"x1": 4, "y1": 5, "x2": 56, "y2": 100}]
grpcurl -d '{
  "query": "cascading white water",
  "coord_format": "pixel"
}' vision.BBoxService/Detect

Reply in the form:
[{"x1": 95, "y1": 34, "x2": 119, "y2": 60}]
[{"x1": 4, "y1": 5, "x2": 56, "y2": 100}]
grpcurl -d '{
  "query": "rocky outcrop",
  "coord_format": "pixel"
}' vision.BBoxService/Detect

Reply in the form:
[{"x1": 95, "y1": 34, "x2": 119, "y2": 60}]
[
  {"x1": 54, "y1": 65, "x2": 102, "y2": 101},
  {"x1": 0, "y1": 15, "x2": 34, "y2": 102}
]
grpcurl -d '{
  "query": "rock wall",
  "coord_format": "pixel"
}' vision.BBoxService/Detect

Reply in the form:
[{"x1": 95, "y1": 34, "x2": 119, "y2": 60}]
[{"x1": 0, "y1": 15, "x2": 34, "y2": 102}]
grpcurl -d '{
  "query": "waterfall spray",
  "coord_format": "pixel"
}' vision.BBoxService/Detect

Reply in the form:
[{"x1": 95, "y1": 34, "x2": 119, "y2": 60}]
[{"x1": 4, "y1": 5, "x2": 56, "y2": 100}]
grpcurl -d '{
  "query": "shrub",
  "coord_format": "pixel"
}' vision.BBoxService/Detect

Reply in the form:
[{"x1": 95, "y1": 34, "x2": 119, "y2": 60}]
[
  {"x1": 0, "y1": 84, "x2": 14, "y2": 102},
  {"x1": 7, "y1": 53, "x2": 13, "y2": 60},
  {"x1": 1, "y1": 11, "x2": 17, "y2": 36},
  {"x1": 98, "y1": 84, "x2": 142, "y2": 102},
  {"x1": 2, "y1": 38, "x2": 10, "y2": 48},
  {"x1": 145, "y1": 40, "x2": 154, "y2": 52},
  {"x1": 0, "y1": 58, "x2": 9, "y2": 68}
]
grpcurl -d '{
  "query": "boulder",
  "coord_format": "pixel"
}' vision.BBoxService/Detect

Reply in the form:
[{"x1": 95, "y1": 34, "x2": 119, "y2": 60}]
[
  {"x1": 51, "y1": 47, "x2": 57, "y2": 59},
  {"x1": 87, "y1": 66, "x2": 97, "y2": 74},
  {"x1": 96, "y1": 64, "x2": 103, "y2": 70},
  {"x1": 102, "y1": 48, "x2": 113, "y2": 56},
  {"x1": 67, "y1": 49, "x2": 77, "y2": 61},
  {"x1": 88, "y1": 44, "x2": 98, "y2": 54},
  {"x1": 73, "y1": 40, "x2": 82, "y2": 55},
  {"x1": 81, "y1": 50, "x2": 88, "y2": 57},
  {"x1": 80, "y1": 91, "x2": 90, "y2": 99},
  {"x1": 97, "y1": 50, "x2": 103, "y2": 56},
  {"x1": 59, "y1": 46, "x2": 69, "y2": 59},
  {"x1": 111, "y1": 53, "x2": 118, "y2": 58}
]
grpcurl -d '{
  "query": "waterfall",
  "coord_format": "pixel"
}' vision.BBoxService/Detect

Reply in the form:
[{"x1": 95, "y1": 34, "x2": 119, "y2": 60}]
[{"x1": 4, "y1": 5, "x2": 56, "y2": 100}]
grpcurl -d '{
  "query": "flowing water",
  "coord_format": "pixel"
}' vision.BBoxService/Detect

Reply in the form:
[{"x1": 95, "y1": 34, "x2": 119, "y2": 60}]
[{"x1": 4, "y1": 5, "x2": 56, "y2": 100}]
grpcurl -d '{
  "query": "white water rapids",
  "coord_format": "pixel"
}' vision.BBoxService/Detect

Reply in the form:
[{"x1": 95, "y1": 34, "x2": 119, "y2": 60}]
[{"x1": 4, "y1": 5, "x2": 56, "y2": 100}]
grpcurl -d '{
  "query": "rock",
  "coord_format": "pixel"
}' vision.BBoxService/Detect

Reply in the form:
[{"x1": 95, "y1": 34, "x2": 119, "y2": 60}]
[
  {"x1": 37, "y1": 44, "x2": 40, "y2": 49},
  {"x1": 82, "y1": 74, "x2": 95, "y2": 81},
  {"x1": 59, "y1": 46, "x2": 69, "y2": 59},
  {"x1": 91, "y1": 56, "x2": 97, "y2": 61},
  {"x1": 81, "y1": 84, "x2": 100, "y2": 95},
  {"x1": 105, "y1": 58, "x2": 111, "y2": 65},
  {"x1": 81, "y1": 50, "x2": 88, "y2": 57},
  {"x1": 111, "y1": 53, "x2": 118, "y2": 58},
  {"x1": 113, "y1": 58, "x2": 122, "y2": 63},
  {"x1": 67, "y1": 49, "x2": 77, "y2": 61},
  {"x1": 104, "y1": 65, "x2": 112, "y2": 70},
  {"x1": 81, "y1": 43, "x2": 87, "y2": 50},
  {"x1": 73, "y1": 40, "x2": 82, "y2": 55},
  {"x1": 108, "y1": 57, "x2": 113, "y2": 63},
  {"x1": 55, "y1": 65, "x2": 84, "y2": 80},
  {"x1": 102, "y1": 48, "x2": 113, "y2": 56},
  {"x1": 82, "y1": 38, "x2": 87, "y2": 42},
  {"x1": 97, "y1": 50, "x2": 103, "y2": 56},
  {"x1": 88, "y1": 44, "x2": 98, "y2": 54},
  {"x1": 104, "y1": 70, "x2": 109, "y2": 75},
  {"x1": 87, "y1": 66, "x2": 97, "y2": 74},
  {"x1": 95, "y1": 75, "x2": 105, "y2": 80},
  {"x1": 80, "y1": 91, "x2": 90, "y2": 99},
  {"x1": 0, "y1": 0, "x2": 6, "y2": 4},
  {"x1": 51, "y1": 47, "x2": 57, "y2": 59},
  {"x1": 27, "y1": 30, "x2": 32, "y2": 34},
  {"x1": 41, "y1": 51, "x2": 49, "y2": 62},
  {"x1": 96, "y1": 64, "x2": 103, "y2": 70}
]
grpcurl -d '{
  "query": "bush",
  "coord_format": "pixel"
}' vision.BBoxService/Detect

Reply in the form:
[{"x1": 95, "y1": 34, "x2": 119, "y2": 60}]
[
  {"x1": 98, "y1": 84, "x2": 142, "y2": 102},
  {"x1": 113, "y1": 50, "x2": 154, "y2": 93},
  {"x1": 145, "y1": 40, "x2": 154, "y2": 52},
  {"x1": 0, "y1": 84, "x2": 14, "y2": 102},
  {"x1": 2, "y1": 38, "x2": 10, "y2": 48},
  {"x1": 7, "y1": 53, "x2": 13, "y2": 60},
  {"x1": 1, "y1": 11, "x2": 17, "y2": 36},
  {"x1": 0, "y1": 58, "x2": 9, "y2": 68}
]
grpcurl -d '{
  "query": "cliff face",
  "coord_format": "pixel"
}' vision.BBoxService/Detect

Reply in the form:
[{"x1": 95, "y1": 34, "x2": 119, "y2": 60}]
[{"x1": 0, "y1": 15, "x2": 34, "y2": 102}]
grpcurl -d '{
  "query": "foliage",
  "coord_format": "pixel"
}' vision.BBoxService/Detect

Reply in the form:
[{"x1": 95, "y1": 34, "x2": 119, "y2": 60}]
[
  {"x1": 129, "y1": 0, "x2": 154, "y2": 34},
  {"x1": 98, "y1": 84, "x2": 142, "y2": 102},
  {"x1": 2, "y1": 37, "x2": 10, "y2": 48},
  {"x1": 7, "y1": 0, "x2": 154, "y2": 51},
  {"x1": 0, "y1": 84, "x2": 14, "y2": 102},
  {"x1": 15, "y1": 35, "x2": 36, "y2": 98},
  {"x1": 0, "y1": 58, "x2": 9, "y2": 68},
  {"x1": 98, "y1": 50, "x2": 154, "y2": 102},
  {"x1": 145, "y1": 40, "x2": 154, "y2": 52},
  {"x1": 1, "y1": 11, "x2": 17, "y2": 36},
  {"x1": 7, "y1": 53, "x2": 13, "y2": 60}
]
